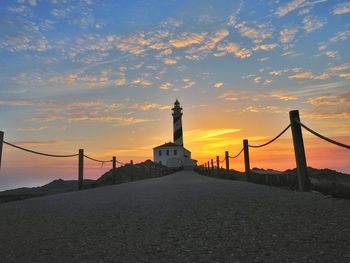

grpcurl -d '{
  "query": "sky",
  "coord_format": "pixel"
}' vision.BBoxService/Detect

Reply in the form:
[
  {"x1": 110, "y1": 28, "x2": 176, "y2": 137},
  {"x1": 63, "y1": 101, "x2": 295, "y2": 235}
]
[{"x1": 0, "y1": 0, "x2": 349, "y2": 190}]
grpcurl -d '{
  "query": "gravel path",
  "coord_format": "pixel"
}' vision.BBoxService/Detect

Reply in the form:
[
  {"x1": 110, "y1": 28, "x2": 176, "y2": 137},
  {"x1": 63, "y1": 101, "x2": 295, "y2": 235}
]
[{"x1": 0, "y1": 171, "x2": 349, "y2": 263}]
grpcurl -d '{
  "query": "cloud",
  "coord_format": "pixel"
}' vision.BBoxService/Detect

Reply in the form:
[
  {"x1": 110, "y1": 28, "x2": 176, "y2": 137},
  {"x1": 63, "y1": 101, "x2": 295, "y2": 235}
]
[
  {"x1": 160, "y1": 18, "x2": 183, "y2": 28},
  {"x1": 253, "y1": 76, "x2": 272, "y2": 85},
  {"x1": 114, "y1": 78, "x2": 126, "y2": 86},
  {"x1": 332, "y1": 2, "x2": 350, "y2": 15},
  {"x1": 217, "y1": 42, "x2": 252, "y2": 58},
  {"x1": 305, "y1": 92, "x2": 350, "y2": 119},
  {"x1": 1, "y1": 97, "x2": 161, "y2": 126},
  {"x1": 267, "y1": 92, "x2": 298, "y2": 101},
  {"x1": 280, "y1": 28, "x2": 298, "y2": 43},
  {"x1": 235, "y1": 22, "x2": 272, "y2": 43},
  {"x1": 185, "y1": 128, "x2": 241, "y2": 144},
  {"x1": 303, "y1": 15, "x2": 327, "y2": 33},
  {"x1": 214, "y1": 82, "x2": 224, "y2": 89},
  {"x1": 338, "y1": 73, "x2": 350, "y2": 79},
  {"x1": 182, "y1": 79, "x2": 196, "y2": 89},
  {"x1": 131, "y1": 78, "x2": 152, "y2": 87},
  {"x1": 270, "y1": 68, "x2": 330, "y2": 80},
  {"x1": 218, "y1": 90, "x2": 257, "y2": 101},
  {"x1": 329, "y1": 30, "x2": 350, "y2": 43},
  {"x1": 288, "y1": 71, "x2": 330, "y2": 80},
  {"x1": 307, "y1": 94, "x2": 338, "y2": 106},
  {"x1": 275, "y1": 0, "x2": 307, "y2": 17},
  {"x1": 170, "y1": 33, "x2": 206, "y2": 48},
  {"x1": 1, "y1": 35, "x2": 52, "y2": 52},
  {"x1": 327, "y1": 63, "x2": 350, "y2": 72},
  {"x1": 16, "y1": 126, "x2": 49, "y2": 132},
  {"x1": 7, "y1": 140, "x2": 68, "y2": 147},
  {"x1": 162, "y1": 58, "x2": 177, "y2": 65},
  {"x1": 239, "y1": 105, "x2": 286, "y2": 114},
  {"x1": 324, "y1": 50, "x2": 338, "y2": 58},
  {"x1": 253, "y1": 43, "x2": 278, "y2": 51},
  {"x1": 131, "y1": 102, "x2": 171, "y2": 111},
  {"x1": 159, "y1": 82, "x2": 173, "y2": 90},
  {"x1": 180, "y1": 29, "x2": 229, "y2": 60},
  {"x1": 269, "y1": 68, "x2": 303, "y2": 76}
]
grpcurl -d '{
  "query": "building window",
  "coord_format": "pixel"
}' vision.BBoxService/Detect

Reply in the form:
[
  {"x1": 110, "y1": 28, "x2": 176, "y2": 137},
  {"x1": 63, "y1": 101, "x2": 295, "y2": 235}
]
[
  {"x1": 158, "y1": 150, "x2": 162, "y2": 156},
  {"x1": 174, "y1": 149, "x2": 177, "y2": 155},
  {"x1": 166, "y1": 149, "x2": 169, "y2": 156}
]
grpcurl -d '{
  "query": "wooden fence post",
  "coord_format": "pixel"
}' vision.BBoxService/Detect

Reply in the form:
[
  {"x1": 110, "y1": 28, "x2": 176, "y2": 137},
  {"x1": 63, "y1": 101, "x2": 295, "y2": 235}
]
[
  {"x1": 78, "y1": 149, "x2": 84, "y2": 190},
  {"x1": 207, "y1": 161, "x2": 210, "y2": 175},
  {"x1": 225, "y1": 151, "x2": 229, "y2": 177},
  {"x1": 243, "y1": 139, "x2": 251, "y2": 181},
  {"x1": 289, "y1": 110, "x2": 309, "y2": 191},
  {"x1": 211, "y1": 159, "x2": 214, "y2": 175},
  {"x1": 216, "y1": 156, "x2": 220, "y2": 176},
  {"x1": 0, "y1": 131, "x2": 3, "y2": 169},
  {"x1": 130, "y1": 160, "x2": 134, "y2": 178},
  {"x1": 112, "y1": 156, "x2": 116, "y2": 184}
]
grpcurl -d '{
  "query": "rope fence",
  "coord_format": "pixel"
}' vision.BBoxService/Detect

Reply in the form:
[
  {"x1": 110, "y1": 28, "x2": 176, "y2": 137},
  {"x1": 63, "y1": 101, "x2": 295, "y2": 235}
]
[
  {"x1": 297, "y1": 120, "x2": 350, "y2": 150},
  {"x1": 0, "y1": 133, "x2": 131, "y2": 190},
  {"x1": 195, "y1": 110, "x2": 349, "y2": 192},
  {"x1": 248, "y1": 124, "x2": 291, "y2": 148},
  {"x1": 3, "y1": 141, "x2": 78, "y2": 158},
  {"x1": 229, "y1": 148, "x2": 244, "y2": 159},
  {"x1": 1, "y1": 109, "x2": 349, "y2": 193}
]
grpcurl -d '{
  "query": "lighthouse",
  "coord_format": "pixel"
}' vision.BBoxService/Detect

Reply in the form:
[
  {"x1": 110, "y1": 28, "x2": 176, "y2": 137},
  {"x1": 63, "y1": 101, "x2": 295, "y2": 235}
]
[
  {"x1": 172, "y1": 99, "x2": 183, "y2": 146},
  {"x1": 153, "y1": 99, "x2": 197, "y2": 169}
]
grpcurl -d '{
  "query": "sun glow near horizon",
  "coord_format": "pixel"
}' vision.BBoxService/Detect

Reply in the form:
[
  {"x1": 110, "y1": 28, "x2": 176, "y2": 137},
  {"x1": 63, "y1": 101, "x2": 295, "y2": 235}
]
[{"x1": 0, "y1": 0, "x2": 349, "y2": 190}]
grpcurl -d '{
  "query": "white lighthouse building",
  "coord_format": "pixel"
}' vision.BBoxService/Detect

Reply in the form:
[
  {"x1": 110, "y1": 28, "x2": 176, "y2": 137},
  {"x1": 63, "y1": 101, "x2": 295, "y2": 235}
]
[{"x1": 153, "y1": 99, "x2": 197, "y2": 169}]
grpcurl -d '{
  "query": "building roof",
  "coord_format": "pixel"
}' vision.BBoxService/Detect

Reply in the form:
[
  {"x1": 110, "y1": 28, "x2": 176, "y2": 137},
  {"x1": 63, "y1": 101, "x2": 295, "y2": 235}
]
[
  {"x1": 153, "y1": 142, "x2": 192, "y2": 153},
  {"x1": 153, "y1": 142, "x2": 182, "y2": 149}
]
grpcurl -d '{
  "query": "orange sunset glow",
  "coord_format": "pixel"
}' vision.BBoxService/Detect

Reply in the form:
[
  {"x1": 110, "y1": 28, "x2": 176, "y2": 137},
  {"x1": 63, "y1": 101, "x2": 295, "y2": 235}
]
[{"x1": 0, "y1": 0, "x2": 349, "y2": 190}]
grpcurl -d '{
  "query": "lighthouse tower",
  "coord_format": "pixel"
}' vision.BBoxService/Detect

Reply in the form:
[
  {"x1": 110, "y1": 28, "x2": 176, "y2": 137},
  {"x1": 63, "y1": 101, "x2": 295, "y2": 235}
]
[{"x1": 172, "y1": 99, "x2": 183, "y2": 146}]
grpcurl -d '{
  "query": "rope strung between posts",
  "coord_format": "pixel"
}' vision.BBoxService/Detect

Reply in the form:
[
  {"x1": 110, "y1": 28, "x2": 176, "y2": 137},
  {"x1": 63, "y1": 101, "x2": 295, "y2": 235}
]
[
  {"x1": 248, "y1": 124, "x2": 291, "y2": 148},
  {"x1": 116, "y1": 160, "x2": 126, "y2": 165},
  {"x1": 296, "y1": 120, "x2": 350, "y2": 150},
  {"x1": 229, "y1": 147, "x2": 244, "y2": 159},
  {"x1": 220, "y1": 157, "x2": 226, "y2": 163},
  {"x1": 83, "y1": 154, "x2": 113, "y2": 168},
  {"x1": 83, "y1": 154, "x2": 112, "y2": 163},
  {"x1": 3, "y1": 140, "x2": 78, "y2": 158}
]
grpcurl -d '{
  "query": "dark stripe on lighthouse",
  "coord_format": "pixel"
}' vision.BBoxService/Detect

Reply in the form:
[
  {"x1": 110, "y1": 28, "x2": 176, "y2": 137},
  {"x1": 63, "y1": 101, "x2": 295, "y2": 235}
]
[
  {"x1": 173, "y1": 116, "x2": 181, "y2": 123},
  {"x1": 174, "y1": 128, "x2": 183, "y2": 142}
]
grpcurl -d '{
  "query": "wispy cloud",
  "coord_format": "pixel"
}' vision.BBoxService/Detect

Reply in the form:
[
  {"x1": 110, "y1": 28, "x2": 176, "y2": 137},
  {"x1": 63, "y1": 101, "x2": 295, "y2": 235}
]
[
  {"x1": 162, "y1": 58, "x2": 177, "y2": 65},
  {"x1": 170, "y1": 33, "x2": 206, "y2": 48},
  {"x1": 332, "y1": 2, "x2": 350, "y2": 15},
  {"x1": 279, "y1": 28, "x2": 298, "y2": 43},
  {"x1": 182, "y1": 78, "x2": 196, "y2": 89},
  {"x1": 131, "y1": 78, "x2": 152, "y2": 87},
  {"x1": 16, "y1": 126, "x2": 49, "y2": 132},
  {"x1": 213, "y1": 82, "x2": 224, "y2": 89},
  {"x1": 131, "y1": 102, "x2": 171, "y2": 111},
  {"x1": 235, "y1": 22, "x2": 273, "y2": 43},
  {"x1": 253, "y1": 43, "x2": 278, "y2": 51},
  {"x1": 302, "y1": 15, "x2": 327, "y2": 33},
  {"x1": 288, "y1": 71, "x2": 330, "y2": 80},
  {"x1": 327, "y1": 63, "x2": 350, "y2": 72},
  {"x1": 305, "y1": 92, "x2": 350, "y2": 119},
  {"x1": 159, "y1": 82, "x2": 173, "y2": 90},
  {"x1": 275, "y1": 0, "x2": 307, "y2": 17},
  {"x1": 217, "y1": 42, "x2": 251, "y2": 58}
]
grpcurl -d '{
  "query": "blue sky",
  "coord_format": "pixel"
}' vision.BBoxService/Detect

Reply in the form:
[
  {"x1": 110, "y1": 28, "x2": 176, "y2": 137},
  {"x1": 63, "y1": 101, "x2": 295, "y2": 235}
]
[{"x1": 0, "y1": 0, "x2": 349, "y2": 189}]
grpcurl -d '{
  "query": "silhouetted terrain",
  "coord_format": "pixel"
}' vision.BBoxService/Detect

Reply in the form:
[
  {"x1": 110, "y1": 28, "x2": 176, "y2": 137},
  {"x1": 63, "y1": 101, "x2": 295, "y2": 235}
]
[
  {"x1": 1, "y1": 164, "x2": 349, "y2": 204},
  {"x1": 196, "y1": 166, "x2": 350, "y2": 199},
  {"x1": 0, "y1": 160, "x2": 177, "y2": 204}
]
